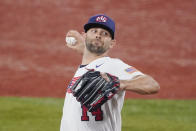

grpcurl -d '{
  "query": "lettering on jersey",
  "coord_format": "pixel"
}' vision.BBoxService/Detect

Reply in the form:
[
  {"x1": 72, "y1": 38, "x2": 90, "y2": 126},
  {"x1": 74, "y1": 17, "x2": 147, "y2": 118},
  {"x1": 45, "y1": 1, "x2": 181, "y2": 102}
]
[
  {"x1": 67, "y1": 76, "x2": 80, "y2": 93},
  {"x1": 125, "y1": 67, "x2": 137, "y2": 74},
  {"x1": 81, "y1": 105, "x2": 103, "y2": 121},
  {"x1": 91, "y1": 107, "x2": 103, "y2": 121},
  {"x1": 96, "y1": 16, "x2": 107, "y2": 22},
  {"x1": 81, "y1": 105, "x2": 89, "y2": 121}
]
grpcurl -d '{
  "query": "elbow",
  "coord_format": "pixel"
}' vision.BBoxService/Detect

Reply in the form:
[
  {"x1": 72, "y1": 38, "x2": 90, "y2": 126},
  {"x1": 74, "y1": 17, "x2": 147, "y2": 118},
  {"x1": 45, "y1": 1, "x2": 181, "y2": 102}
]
[
  {"x1": 150, "y1": 82, "x2": 160, "y2": 94},
  {"x1": 146, "y1": 81, "x2": 160, "y2": 94},
  {"x1": 140, "y1": 76, "x2": 160, "y2": 95}
]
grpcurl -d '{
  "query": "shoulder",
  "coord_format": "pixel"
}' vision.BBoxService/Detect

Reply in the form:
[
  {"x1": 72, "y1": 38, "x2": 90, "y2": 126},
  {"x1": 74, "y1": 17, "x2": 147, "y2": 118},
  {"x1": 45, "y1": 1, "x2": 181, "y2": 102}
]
[
  {"x1": 108, "y1": 57, "x2": 122, "y2": 63},
  {"x1": 106, "y1": 57, "x2": 130, "y2": 67},
  {"x1": 105, "y1": 57, "x2": 145, "y2": 80}
]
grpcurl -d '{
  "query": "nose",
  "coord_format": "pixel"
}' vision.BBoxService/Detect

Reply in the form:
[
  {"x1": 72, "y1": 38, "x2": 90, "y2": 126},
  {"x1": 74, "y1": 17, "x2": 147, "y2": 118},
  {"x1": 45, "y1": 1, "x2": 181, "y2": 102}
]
[{"x1": 95, "y1": 33, "x2": 101, "y2": 39}]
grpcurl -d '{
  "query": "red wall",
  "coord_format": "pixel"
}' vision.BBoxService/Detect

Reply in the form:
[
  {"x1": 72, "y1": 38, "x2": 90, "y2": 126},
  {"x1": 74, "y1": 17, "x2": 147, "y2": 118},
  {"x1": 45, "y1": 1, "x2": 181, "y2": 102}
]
[{"x1": 0, "y1": 0, "x2": 195, "y2": 99}]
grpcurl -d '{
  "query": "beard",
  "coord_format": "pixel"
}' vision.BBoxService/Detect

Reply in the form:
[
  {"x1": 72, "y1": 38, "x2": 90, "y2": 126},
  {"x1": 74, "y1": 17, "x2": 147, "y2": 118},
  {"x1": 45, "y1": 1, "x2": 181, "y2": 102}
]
[{"x1": 85, "y1": 39, "x2": 108, "y2": 55}]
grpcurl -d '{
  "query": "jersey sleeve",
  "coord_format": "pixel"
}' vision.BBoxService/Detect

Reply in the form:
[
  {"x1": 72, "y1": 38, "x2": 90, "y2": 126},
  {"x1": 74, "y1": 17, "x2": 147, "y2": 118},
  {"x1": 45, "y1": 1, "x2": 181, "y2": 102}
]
[{"x1": 107, "y1": 58, "x2": 145, "y2": 80}]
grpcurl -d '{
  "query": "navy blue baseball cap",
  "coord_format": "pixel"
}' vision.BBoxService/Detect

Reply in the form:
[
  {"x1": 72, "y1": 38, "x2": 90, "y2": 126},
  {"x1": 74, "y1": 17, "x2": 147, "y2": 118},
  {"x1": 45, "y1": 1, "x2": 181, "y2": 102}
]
[{"x1": 84, "y1": 14, "x2": 115, "y2": 39}]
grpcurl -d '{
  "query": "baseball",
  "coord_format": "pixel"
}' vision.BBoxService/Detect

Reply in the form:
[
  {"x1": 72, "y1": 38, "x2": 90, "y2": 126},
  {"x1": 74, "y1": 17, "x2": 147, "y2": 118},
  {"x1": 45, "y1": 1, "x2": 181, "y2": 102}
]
[{"x1": 65, "y1": 37, "x2": 77, "y2": 45}]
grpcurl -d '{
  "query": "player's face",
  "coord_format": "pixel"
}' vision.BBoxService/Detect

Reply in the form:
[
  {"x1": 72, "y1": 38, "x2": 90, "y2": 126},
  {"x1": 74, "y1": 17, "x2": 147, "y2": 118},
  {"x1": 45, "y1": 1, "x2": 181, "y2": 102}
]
[{"x1": 85, "y1": 28, "x2": 115, "y2": 55}]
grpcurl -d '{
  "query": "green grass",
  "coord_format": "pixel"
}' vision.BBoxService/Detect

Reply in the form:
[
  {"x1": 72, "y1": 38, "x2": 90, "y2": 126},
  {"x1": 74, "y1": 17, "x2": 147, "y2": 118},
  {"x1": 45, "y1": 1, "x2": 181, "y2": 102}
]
[
  {"x1": 122, "y1": 99, "x2": 196, "y2": 131},
  {"x1": 0, "y1": 97, "x2": 195, "y2": 131},
  {"x1": 0, "y1": 97, "x2": 63, "y2": 131}
]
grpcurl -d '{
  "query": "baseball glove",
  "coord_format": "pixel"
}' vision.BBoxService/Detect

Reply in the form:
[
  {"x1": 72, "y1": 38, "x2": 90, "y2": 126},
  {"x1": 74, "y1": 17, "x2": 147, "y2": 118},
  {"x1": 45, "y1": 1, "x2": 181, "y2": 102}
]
[{"x1": 70, "y1": 70, "x2": 120, "y2": 112}]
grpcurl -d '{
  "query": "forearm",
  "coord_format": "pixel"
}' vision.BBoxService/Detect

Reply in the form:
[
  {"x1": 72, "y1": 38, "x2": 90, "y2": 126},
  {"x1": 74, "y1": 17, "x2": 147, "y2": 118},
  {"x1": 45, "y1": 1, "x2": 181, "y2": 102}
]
[{"x1": 120, "y1": 75, "x2": 160, "y2": 95}]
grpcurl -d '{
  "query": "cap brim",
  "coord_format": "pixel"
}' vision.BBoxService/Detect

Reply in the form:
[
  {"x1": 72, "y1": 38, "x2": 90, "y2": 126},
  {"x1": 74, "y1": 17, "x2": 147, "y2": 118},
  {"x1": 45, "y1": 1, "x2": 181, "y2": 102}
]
[{"x1": 84, "y1": 23, "x2": 114, "y2": 39}]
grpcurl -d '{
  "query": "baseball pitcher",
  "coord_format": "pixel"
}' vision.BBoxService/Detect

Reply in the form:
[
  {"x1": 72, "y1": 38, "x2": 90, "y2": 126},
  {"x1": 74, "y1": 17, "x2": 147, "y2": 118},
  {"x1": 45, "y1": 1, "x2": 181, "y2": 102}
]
[{"x1": 60, "y1": 14, "x2": 160, "y2": 131}]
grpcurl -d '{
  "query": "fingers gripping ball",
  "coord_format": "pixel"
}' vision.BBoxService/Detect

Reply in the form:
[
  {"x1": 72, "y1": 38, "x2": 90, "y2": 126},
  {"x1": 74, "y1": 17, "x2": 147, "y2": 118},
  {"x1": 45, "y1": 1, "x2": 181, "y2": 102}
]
[
  {"x1": 70, "y1": 70, "x2": 120, "y2": 112},
  {"x1": 65, "y1": 37, "x2": 77, "y2": 45}
]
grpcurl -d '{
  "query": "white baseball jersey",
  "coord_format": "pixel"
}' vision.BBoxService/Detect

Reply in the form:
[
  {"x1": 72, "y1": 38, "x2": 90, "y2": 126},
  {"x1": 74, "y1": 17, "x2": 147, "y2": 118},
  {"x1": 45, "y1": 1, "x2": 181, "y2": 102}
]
[{"x1": 60, "y1": 57, "x2": 144, "y2": 131}]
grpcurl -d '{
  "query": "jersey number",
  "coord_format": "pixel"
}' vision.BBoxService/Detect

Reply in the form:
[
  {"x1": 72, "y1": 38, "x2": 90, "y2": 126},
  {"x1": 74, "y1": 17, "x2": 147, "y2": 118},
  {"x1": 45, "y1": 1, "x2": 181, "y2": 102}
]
[{"x1": 81, "y1": 105, "x2": 103, "y2": 121}]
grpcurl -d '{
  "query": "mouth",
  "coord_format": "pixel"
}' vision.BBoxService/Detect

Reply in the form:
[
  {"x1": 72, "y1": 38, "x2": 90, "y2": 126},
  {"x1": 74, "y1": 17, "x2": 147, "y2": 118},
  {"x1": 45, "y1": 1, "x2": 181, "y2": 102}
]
[{"x1": 93, "y1": 40, "x2": 103, "y2": 46}]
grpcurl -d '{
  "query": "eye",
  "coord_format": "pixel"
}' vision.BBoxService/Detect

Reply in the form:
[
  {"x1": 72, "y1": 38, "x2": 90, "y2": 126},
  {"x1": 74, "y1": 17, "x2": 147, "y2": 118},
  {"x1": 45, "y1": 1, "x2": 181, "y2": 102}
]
[
  {"x1": 102, "y1": 31, "x2": 109, "y2": 36},
  {"x1": 91, "y1": 29, "x2": 97, "y2": 33}
]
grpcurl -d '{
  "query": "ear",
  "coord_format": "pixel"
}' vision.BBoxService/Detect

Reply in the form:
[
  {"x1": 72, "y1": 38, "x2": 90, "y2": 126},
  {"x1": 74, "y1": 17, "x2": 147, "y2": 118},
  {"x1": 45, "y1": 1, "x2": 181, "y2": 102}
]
[
  {"x1": 81, "y1": 32, "x2": 86, "y2": 39},
  {"x1": 109, "y1": 39, "x2": 116, "y2": 49}
]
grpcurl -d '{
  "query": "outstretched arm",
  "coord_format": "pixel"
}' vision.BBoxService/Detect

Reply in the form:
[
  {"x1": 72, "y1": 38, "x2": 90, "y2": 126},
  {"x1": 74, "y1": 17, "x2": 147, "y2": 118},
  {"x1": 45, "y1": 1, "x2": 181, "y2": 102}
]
[
  {"x1": 65, "y1": 31, "x2": 160, "y2": 95},
  {"x1": 65, "y1": 30, "x2": 85, "y2": 54},
  {"x1": 120, "y1": 75, "x2": 160, "y2": 95}
]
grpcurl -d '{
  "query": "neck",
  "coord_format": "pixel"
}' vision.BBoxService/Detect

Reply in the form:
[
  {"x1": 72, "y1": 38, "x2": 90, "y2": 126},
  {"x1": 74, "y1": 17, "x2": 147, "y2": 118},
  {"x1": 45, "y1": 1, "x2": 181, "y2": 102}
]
[{"x1": 82, "y1": 48, "x2": 108, "y2": 65}]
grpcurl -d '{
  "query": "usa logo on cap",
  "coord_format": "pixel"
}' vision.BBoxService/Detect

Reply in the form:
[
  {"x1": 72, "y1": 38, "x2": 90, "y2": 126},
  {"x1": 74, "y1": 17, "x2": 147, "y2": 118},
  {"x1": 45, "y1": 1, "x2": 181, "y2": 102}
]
[
  {"x1": 84, "y1": 14, "x2": 115, "y2": 39},
  {"x1": 96, "y1": 16, "x2": 107, "y2": 22}
]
